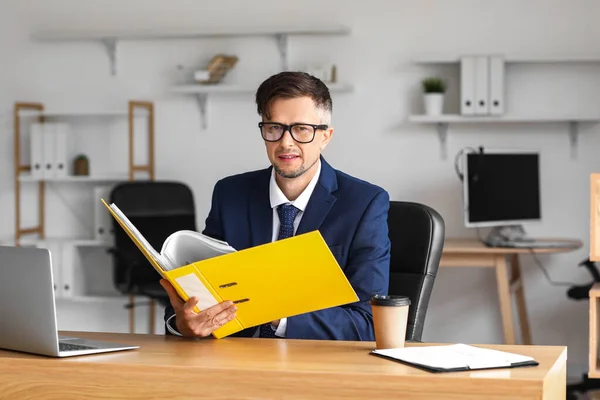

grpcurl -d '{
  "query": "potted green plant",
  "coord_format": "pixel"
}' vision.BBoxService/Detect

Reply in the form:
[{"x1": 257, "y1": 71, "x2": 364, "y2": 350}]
[{"x1": 422, "y1": 77, "x2": 446, "y2": 116}]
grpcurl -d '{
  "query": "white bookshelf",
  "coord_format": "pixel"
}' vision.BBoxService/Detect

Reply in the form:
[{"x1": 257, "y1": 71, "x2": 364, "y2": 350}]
[
  {"x1": 14, "y1": 101, "x2": 155, "y2": 318},
  {"x1": 31, "y1": 25, "x2": 351, "y2": 75},
  {"x1": 172, "y1": 83, "x2": 355, "y2": 129}
]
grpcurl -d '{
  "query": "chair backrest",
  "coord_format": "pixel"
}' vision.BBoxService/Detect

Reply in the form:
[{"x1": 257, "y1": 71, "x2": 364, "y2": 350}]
[
  {"x1": 109, "y1": 181, "x2": 196, "y2": 300},
  {"x1": 387, "y1": 201, "x2": 445, "y2": 341}
]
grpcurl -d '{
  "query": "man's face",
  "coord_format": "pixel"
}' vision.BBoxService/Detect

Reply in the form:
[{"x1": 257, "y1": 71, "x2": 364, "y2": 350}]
[{"x1": 263, "y1": 96, "x2": 333, "y2": 179}]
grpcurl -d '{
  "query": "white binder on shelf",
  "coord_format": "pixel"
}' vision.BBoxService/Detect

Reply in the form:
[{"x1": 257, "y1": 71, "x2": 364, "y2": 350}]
[
  {"x1": 42, "y1": 123, "x2": 55, "y2": 179},
  {"x1": 94, "y1": 185, "x2": 115, "y2": 244},
  {"x1": 460, "y1": 56, "x2": 475, "y2": 115},
  {"x1": 59, "y1": 243, "x2": 81, "y2": 298},
  {"x1": 30, "y1": 123, "x2": 44, "y2": 179},
  {"x1": 54, "y1": 123, "x2": 69, "y2": 178},
  {"x1": 48, "y1": 242, "x2": 63, "y2": 298},
  {"x1": 474, "y1": 55, "x2": 490, "y2": 115},
  {"x1": 489, "y1": 55, "x2": 505, "y2": 116},
  {"x1": 34, "y1": 241, "x2": 63, "y2": 298}
]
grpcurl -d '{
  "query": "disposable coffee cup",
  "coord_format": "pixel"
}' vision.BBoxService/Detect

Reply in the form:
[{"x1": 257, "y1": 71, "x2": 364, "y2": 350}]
[{"x1": 370, "y1": 294, "x2": 411, "y2": 349}]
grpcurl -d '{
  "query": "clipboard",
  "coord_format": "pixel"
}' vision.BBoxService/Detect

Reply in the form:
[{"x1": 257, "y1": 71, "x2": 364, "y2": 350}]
[
  {"x1": 102, "y1": 199, "x2": 359, "y2": 338},
  {"x1": 370, "y1": 344, "x2": 539, "y2": 373}
]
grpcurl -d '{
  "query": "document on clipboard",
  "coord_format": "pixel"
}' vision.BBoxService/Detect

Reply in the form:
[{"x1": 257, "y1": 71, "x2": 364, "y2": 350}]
[
  {"x1": 102, "y1": 199, "x2": 359, "y2": 339},
  {"x1": 371, "y1": 344, "x2": 539, "y2": 373}
]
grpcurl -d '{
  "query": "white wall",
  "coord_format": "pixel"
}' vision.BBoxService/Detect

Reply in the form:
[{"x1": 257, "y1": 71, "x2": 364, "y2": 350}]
[{"x1": 2, "y1": 0, "x2": 600, "y2": 377}]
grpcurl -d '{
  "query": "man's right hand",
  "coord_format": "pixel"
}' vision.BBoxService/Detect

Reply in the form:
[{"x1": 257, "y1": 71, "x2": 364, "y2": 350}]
[{"x1": 160, "y1": 279, "x2": 237, "y2": 338}]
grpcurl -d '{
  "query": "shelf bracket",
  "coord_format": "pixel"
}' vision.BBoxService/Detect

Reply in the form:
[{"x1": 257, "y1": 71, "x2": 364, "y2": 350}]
[
  {"x1": 436, "y1": 123, "x2": 449, "y2": 160},
  {"x1": 275, "y1": 34, "x2": 289, "y2": 71},
  {"x1": 568, "y1": 121, "x2": 578, "y2": 159},
  {"x1": 101, "y1": 38, "x2": 118, "y2": 76},
  {"x1": 195, "y1": 93, "x2": 208, "y2": 129}
]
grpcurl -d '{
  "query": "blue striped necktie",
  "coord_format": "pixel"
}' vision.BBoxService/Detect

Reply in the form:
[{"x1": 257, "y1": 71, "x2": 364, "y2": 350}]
[{"x1": 259, "y1": 204, "x2": 300, "y2": 338}]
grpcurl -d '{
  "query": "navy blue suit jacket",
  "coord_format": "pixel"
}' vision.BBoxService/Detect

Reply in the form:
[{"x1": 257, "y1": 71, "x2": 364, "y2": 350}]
[{"x1": 165, "y1": 157, "x2": 390, "y2": 340}]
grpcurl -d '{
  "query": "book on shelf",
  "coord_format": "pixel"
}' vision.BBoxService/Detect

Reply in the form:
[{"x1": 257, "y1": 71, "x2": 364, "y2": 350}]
[{"x1": 101, "y1": 199, "x2": 358, "y2": 339}]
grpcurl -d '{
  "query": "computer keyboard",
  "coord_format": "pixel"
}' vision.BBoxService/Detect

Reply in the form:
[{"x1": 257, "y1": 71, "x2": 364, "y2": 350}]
[
  {"x1": 497, "y1": 241, "x2": 575, "y2": 249},
  {"x1": 59, "y1": 342, "x2": 98, "y2": 352}
]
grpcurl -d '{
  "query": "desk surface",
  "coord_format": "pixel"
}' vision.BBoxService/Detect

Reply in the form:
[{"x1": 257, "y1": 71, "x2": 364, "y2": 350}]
[
  {"x1": 443, "y1": 238, "x2": 582, "y2": 254},
  {"x1": 0, "y1": 331, "x2": 567, "y2": 399}
]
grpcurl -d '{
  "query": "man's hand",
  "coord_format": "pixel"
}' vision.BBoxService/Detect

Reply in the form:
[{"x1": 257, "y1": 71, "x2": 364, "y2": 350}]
[
  {"x1": 271, "y1": 319, "x2": 280, "y2": 328},
  {"x1": 160, "y1": 279, "x2": 237, "y2": 338}
]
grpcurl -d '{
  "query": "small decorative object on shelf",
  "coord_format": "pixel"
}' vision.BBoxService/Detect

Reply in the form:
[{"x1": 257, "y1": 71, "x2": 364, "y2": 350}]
[
  {"x1": 422, "y1": 77, "x2": 446, "y2": 116},
  {"x1": 302, "y1": 64, "x2": 337, "y2": 83},
  {"x1": 196, "y1": 54, "x2": 239, "y2": 84},
  {"x1": 73, "y1": 154, "x2": 89, "y2": 176}
]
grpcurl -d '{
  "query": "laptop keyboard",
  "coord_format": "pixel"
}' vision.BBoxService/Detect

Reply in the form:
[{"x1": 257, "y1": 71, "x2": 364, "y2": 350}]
[{"x1": 59, "y1": 342, "x2": 98, "y2": 352}]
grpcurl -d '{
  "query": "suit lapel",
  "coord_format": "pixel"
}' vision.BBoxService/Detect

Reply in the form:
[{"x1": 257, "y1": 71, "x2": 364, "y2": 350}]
[
  {"x1": 249, "y1": 168, "x2": 273, "y2": 247},
  {"x1": 296, "y1": 157, "x2": 338, "y2": 235},
  {"x1": 296, "y1": 184, "x2": 336, "y2": 235}
]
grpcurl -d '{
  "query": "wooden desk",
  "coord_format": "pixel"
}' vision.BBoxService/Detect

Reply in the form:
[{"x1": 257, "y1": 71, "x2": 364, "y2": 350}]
[
  {"x1": 441, "y1": 238, "x2": 582, "y2": 346},
  {"x1": 0, "y1": 331, "x2": 566, "y2": 399}
]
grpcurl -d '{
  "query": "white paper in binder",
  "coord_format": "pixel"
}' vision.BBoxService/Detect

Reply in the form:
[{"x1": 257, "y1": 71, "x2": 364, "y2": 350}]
[
  {"x1": 474, "y1": 56, "x2": 490, "y2": 115},
  {"x1": 460, "y1": 56, "x2": 476, "y2": 116},
  {"x1": 54, "y1": 123, "x2": 69, "y2": 178},
  {"x1": 30, "y1": 123, "x2": 44, "y2": 179},
  {"x1": 489, "y1": 55, "x2": 505, "y2": 116},
  {"x1": 42, "y1": 123, "x2": 55, "y2": 179}
]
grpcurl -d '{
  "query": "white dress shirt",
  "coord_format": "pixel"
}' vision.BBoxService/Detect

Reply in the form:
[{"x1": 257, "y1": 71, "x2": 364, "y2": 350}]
[
  {"x1": 167, "y1": 161, "x2": 322, "y2": 338},
  {"x1": 266, "y1": 160, "x2": 321, "y2": 337}
]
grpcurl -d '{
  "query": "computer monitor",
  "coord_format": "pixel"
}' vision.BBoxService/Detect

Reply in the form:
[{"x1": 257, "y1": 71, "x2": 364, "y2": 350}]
[{"x1": 462, "y1": 149, "x2": 541, "y2": 230}]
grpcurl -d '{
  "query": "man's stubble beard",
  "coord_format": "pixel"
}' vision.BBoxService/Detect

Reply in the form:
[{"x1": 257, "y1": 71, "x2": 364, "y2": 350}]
[{"x1": 274, "y1": 156, "x2": 319, "y2": 179}]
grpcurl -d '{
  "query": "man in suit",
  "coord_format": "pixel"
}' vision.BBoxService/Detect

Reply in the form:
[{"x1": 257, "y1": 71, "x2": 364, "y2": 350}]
[{"x1": 161, "y1": 71, "x2": 390, "y2": 340}]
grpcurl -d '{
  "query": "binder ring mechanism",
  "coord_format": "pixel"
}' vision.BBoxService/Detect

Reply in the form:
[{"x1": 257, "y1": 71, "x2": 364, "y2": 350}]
[{"x1": 219, "y1": 282, "x2": 249, "y2": 305}]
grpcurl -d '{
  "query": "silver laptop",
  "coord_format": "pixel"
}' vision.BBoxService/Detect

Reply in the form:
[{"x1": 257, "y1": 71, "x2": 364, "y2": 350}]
[{"x1": 0, "y1": 245, "x2": 139, "y2": 357}]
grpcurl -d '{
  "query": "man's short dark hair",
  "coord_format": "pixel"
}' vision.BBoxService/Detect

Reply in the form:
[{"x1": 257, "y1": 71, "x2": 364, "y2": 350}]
[{"x1": 255, "y1": 71, "x2": 332, "y2": 122}]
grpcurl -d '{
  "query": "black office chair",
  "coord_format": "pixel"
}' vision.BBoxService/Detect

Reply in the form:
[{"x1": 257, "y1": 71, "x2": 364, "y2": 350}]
[
  {"x1": 108, "y1": 181, "x2": 197, "y2": 309},
  {"x1": 387, "y1": 201, "x2": 445, "y2": 342}
]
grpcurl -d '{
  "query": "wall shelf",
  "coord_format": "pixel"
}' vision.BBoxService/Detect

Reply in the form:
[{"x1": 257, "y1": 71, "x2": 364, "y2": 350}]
[
  {"x1": 408, "y1": 114, "x2": 600, "y2": 160},
  {"x1": 412, "y1": 54, "x2": 600, "y2": 64},
  {"x1": 18, "y1": 237, "x2": 111, "y2": 247},
  {"x1": 55, "y1": 295, "x2": 132, "y2": 303},
  {"x1": 31, "y1": 25, "x2": 351, "y2": 75},
  {"x1": 18, "y1": 174, "x2": 129, "y2": 183},
  {"x1": 172, "y1": 83, "x2": 355, "y2": 129},
  {"x1": 18, "y1": 110, "x2": 131, "y2": 118}
]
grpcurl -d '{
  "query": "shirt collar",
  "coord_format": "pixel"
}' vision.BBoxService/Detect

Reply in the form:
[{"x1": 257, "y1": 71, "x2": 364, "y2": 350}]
[{"x1": 269, "y1": 160, "x2": 321, "y2": 212}]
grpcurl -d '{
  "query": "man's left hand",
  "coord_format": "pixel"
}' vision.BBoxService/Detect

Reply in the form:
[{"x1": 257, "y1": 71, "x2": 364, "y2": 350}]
[{"x1": 271, "y1": 319, "x2": 280, "y2": 328}]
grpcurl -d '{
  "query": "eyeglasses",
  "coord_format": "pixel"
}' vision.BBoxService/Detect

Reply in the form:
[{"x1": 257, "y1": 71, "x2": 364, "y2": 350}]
[{"x1": 258, "y1": 122, "x2": 328, "y2": 144}]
